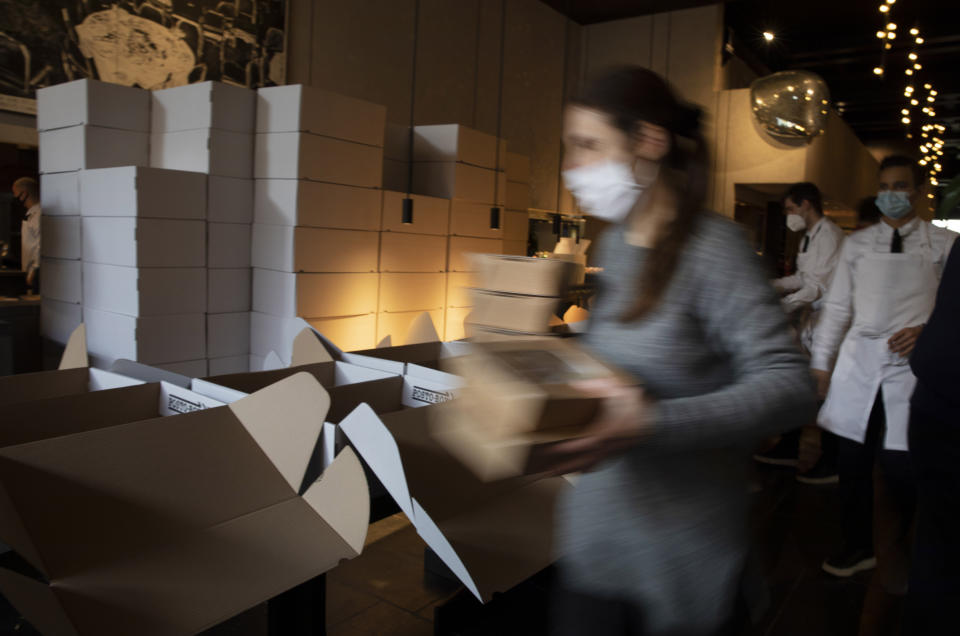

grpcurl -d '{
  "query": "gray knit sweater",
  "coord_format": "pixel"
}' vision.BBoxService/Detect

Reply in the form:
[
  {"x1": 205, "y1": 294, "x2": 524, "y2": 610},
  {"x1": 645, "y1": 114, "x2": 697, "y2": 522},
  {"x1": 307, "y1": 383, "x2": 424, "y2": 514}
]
[{"x1": 557, "y1": 213, "x2": 816, "y2": 635}]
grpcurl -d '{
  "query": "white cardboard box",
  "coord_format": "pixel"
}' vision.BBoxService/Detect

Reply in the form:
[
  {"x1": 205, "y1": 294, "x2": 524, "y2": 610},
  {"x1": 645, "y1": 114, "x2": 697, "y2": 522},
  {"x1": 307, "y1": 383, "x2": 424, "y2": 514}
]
[
  {"x1": 253, "y1": 270, "x2": 378, "y2": 318},
  {"x1": 207, "y1": 311, "x2": 251, "y2": 358},
  {"x1": 83, "y1": 262, "x2": 206, "y2": 317},
  {"x1": 448, "y1": 236, "x2": 503, "y2": 272},
  {"x1": 379, "y1": 273, "x2": 446, "y2": 313},
  {"x1": 445, "y1": 272, "x2": 478, "y2": 308},
  {"x1": 506, "y1": 180, "x2": 530, "y2": 211},
  {"x1": 505, "y1": 152, "x2": 530, "y2": 183},
  {"x1": 381, "y1": 191, "x2": 449, "y2": 236},
  {"x1": 153, "y1": 359, "x2": 209, "y2": 378},
  {"x1": 150, "y1": 129, "x2": 254, "y2": 179},
  {"x1": 208, "y1": 267, "x2": 252, "y2": 314},
  {"x1": 40, "y1": 257, "x2": 82, "y2": 304},
  {"x1": 251, "y1": 226, "x2": 379, "y2": 273},
  {"x1": 379, "y1": 232, "x2": 447, "y2": 273},
  {"x1": 209, "y1": 176, "x2": 254, "y2": 224},
  {"x1": 151, "y1": 81, "x2": 256, "y2": 133},
  {"x1": 41, "y1": 215, "x2": 81, "y2": 260},
  {"x1": 82, "y1": 217, "x2": 206, "y2": 267},
  {"x1": 307, "y1": 315, "x2": 377, "y2": 353},
  {"x1": 36, "y1": 79, "x2": 150, "y2": 132},
  {"x1": 41, "y1": 299, "x2": 82, "y2": 345},
  {"x1": 445, "y1": 306, "x2": 472, "y2": 341},
  {"x1": 503, "y1": 210, "x2": 529, "y2": 241},
  {"x1": 255, "y1": 180, "x2": 381, "y2": 231},
  {"x1": 208, "y1": 355, "x2": 250, "y2": 375},
  {"x1": 503, "y1": 239, "x2": 527, "y2": 256},
  {"x1": 39, "y1": 126, "x2": 148, "y2": 174},
  {"x1": 413, "y1": 125, "x2": 506, "y2": 170},
  {"x1": 254, "y1": 132, "x2": 383, "y2": 186},
  {"x1": 384, "y1": 123, "x2": 410, "y2": 161},
  {"x1": 208, "y1": 222, "x2": 252, "y2": 269},
  {"x1": 382, "y1": 158, "x2": 409, "y2": 192},
  {"x1": 79, "y1": 167, "x2": 206, "y2": 219},
  {"x1": 377, "y1": 310, "x2": 444, "y2": 348},
  {"x1": 413, "y1": 162, "x2": 506, "y2": 204},
  {"x1": 256, "y1": 85, "x2": 386, "y2": 147},
  {"x1": 84, "y1": 307, "x2": 206, "y2": 364},
  {"x1": 40, "y1": 172, "x2": 80, "y2": 216},
  {"x1": 249, "y1": 313, "x2": 312, "y2": 362},
  {"x1": 449, "y1": 200, "x2": 504, "y2": 240}
]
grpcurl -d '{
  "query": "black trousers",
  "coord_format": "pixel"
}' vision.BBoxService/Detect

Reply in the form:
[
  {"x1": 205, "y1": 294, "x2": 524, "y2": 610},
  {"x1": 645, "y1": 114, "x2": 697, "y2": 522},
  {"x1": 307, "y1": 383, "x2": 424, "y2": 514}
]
[
  {"x1": 836, "y1": 390, "x2": 915, "y2": 554},
  {"x1": 904, "y1": 402, "x2": 960, "y2": 634}
]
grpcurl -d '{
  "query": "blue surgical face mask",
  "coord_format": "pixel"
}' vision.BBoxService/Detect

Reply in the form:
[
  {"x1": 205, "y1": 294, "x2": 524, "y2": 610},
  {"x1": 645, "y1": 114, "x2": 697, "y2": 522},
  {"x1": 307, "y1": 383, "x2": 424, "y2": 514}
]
[{"x1": 875, "y1": 190, "x2": 913, "y2": 220}]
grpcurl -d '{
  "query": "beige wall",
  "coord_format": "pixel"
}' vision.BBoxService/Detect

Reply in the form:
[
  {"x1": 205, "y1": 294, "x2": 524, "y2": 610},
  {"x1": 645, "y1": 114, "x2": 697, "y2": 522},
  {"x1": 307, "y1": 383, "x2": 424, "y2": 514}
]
[{"x1": 286, "y1": 0, "x2": 581, "y2": 211}]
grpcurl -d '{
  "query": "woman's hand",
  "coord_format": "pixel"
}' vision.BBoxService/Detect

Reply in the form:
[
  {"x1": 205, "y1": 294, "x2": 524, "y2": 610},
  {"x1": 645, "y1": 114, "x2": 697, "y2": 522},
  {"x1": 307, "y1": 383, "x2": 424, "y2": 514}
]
[
  {"x1": 544, "y1": 378, "x2": 650, "y2": 476},
  {"x1": 888, "y1": 325, "x2": 924, "y2": 358}
]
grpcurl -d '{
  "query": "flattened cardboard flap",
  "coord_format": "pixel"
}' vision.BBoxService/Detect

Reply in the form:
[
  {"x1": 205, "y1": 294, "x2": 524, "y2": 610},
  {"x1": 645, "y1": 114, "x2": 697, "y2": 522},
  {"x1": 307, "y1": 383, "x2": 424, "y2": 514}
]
[
  {"x1": 58, "y1": 324, "x2": 88, "y2": 370},
  {"x1": 301, "y1": 446, "x2": 369, "y2": 555},
  {"x1": 228, "y1": 372, "x2": 329, "y2": 492},
  {"x1": 405, "y1": 312, "x2": 440, "y2": 345},
  {"x1": 291, "y1": 328, "x2": 334, "y2": 366}
]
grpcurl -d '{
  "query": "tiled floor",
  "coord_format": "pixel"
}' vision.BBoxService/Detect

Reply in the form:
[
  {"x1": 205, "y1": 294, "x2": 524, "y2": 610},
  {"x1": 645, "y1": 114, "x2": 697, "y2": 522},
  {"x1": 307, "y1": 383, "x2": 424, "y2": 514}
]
[{"x1": 0, "y1": 463, "x2": 873, "y2": 636}]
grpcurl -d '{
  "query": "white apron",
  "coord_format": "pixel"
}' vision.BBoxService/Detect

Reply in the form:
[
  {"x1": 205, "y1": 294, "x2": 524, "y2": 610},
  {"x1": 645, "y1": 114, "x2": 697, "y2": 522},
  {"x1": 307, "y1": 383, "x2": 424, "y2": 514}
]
[
  {"x1": 818, "y1": 223, "x2": 940, "y2": 451},
  {"x1": 795, "y1": 246, "x2": 818, "y2": 352}
]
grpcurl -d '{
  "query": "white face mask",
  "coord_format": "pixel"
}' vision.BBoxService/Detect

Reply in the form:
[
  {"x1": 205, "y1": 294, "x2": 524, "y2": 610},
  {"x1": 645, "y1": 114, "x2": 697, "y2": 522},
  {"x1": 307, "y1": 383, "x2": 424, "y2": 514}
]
[
  {"x1": 785, "y1": 214, "x2": 806, "y2": 233},
  {"x1": 562, "y1": 160, "x2": 644, "y2": 223},
  {"x1": 876, "y1": 191, "x2": 913, "y2": 220}
]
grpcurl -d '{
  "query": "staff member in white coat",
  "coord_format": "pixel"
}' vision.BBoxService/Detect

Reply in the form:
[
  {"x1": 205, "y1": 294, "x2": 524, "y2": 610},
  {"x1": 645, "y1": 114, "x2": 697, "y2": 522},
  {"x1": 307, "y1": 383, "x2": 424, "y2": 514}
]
[
  {"x1": 811, "y1": 156, "x2": 956, "y2": 632},
  {"x1": 12, "y1": 177, "x2": 40, "y2": 292},
  {"x1": 756, "y1": 183, "x2": 845, "y2": 481}
]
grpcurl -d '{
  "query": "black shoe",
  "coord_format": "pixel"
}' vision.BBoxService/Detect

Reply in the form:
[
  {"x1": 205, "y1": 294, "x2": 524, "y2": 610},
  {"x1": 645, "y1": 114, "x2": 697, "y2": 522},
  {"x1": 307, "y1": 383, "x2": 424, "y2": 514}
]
[
  {"x1": 822, "y1": 547, "x2": 876, "y2": 578},
  {"x1": 796, "y1": 457, "x2": 839, "y2": 485},
  {"x1": 753, "y1": 437, "x2": 799, "y2": 467}
]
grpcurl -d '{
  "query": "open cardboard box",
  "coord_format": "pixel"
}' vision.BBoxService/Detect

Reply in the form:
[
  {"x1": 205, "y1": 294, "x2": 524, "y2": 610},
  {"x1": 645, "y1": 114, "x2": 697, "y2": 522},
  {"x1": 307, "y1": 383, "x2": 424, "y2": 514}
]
[
  {"x1": 340, "y1": 403, "x2": 570, "y2": 602},
  {"x1": 0, "y1": 373, "x2": 368, "y2": 636},
  {"x1": 436, "y1": 338, "x2": 631, "y2": 480}
]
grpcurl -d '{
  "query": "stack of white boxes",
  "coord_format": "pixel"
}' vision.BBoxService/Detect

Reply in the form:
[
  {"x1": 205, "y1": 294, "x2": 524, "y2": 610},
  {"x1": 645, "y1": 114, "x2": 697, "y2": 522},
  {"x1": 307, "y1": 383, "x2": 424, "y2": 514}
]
[
  {"x1": 150, "y1": 81, "x2": 257, "y2": 375},
  {"x1": 503, "y1": 152, "x2": 532, "y2": 256},
  {"x1": 251, "y1": 85, "x2": 386, "y2": 365},
  {"x1": 409, "y1": 125, "x2": 507, "y2": 342},
  {"x1": 80, "y1": 167, "x2": 208, "y2": 376},
  {"x1": 36, "y1": 79, "x2": 151, "y2": 345}
]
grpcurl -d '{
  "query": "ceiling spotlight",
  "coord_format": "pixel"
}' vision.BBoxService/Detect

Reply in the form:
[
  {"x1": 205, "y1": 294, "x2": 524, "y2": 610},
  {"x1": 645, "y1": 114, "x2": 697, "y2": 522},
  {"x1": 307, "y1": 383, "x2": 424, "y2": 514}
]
[
  {"x1": 910, "y1": 27, "x2": 920, "y2": 36},
  {"x1": 924, "y1": 83, "x2": 932, "y2": 89},
  {"x1": 909, "y1": 52, "x2": 918, "y2": 60},
  {"x1": 874, "y1": 66, "x2": 885, "y2": 75},
  {"x1": 763, "y1": 31, "x2": 775, "y2": 42}
]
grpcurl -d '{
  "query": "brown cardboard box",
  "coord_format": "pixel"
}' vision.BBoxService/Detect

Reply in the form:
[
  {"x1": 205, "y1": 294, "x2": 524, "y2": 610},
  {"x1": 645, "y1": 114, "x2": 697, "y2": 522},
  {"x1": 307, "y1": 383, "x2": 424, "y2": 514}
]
[
  {"x1": 505, "y1": 152, "x2": 530, "y2": 183},
  {"x1": 256, "y1": 85, "x2": 387, "y2": 147},
  {"x1": 412, "y1": 162, "x2": 506, "y2": 205},
  {"x1": 412, "y1": 124, "x2": 507, "y2": 170},
  {"x1": 254, "y1": 132, "x2": 383, "y2": 186},
  {"x1": 468, "y1": 291, "x2": 559, "y2": 335},
  {"x1": 449, "y1": 200, "x2": 505, "y2": 239},
  {"x1": 437, "y1": 338, "x2": 629, "y2": 479},
  {"x1": 503, "y1": 210, "x2": 529, "y2": 241},
  {"x1": 381, "y1": 191, "x2": 450, "y2": 236},
  {"x1": 379, "y1": 232, "x2": 448, "y2": 273},
  {"x1": 306, "y1": 315, "x2": 378, "y2": 352},
  {"x1": 505, "y1": 180, "x2": 530, "y2": 211},
  {"x1": 447, "y1": 236, "x2": 502, "y2": 272},
  {"x1": 340, "y1": 404, "x2": 570, "y2": 602},
  {"x1": 0, "y1": 374, "x2": 368, "y2": 636},
  {"x1": 379, "y1": 273, "x2": 446, "y2": 313}
]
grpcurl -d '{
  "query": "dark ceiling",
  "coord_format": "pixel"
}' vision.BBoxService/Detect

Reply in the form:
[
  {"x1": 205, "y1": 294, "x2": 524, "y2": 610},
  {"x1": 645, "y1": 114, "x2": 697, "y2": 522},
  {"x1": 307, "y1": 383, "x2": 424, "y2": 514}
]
[{"x1": 543, "y1": 0, "x2": 960, "y2": 181}]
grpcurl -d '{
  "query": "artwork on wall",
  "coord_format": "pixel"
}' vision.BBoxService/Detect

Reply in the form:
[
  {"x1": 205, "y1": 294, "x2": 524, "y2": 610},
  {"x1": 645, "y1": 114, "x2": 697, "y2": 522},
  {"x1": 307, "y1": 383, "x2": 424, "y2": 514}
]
[{"x1": 0, "y1": 0, "x2": 287, "y2": 114}]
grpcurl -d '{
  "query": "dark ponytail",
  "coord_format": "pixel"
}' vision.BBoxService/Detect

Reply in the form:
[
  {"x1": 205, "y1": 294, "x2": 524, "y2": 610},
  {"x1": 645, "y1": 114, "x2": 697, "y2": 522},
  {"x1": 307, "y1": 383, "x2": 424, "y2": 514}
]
[{"x1": 573, "y1": 67, "x2": 709, "y2": 321}]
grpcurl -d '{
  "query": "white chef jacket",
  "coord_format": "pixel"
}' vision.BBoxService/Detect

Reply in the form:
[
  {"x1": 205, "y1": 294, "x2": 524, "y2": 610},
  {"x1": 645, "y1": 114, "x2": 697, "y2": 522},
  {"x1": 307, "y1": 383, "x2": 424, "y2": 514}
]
[
  {"x1": 774, "y1": 216, "x2": 845, "y2": 314},
  {"x1": 20, "y1": 204, "x2": 41, "y2": 278},
  {"x1": 811, "y1": 217, "x2": 957, "y2": 450}
]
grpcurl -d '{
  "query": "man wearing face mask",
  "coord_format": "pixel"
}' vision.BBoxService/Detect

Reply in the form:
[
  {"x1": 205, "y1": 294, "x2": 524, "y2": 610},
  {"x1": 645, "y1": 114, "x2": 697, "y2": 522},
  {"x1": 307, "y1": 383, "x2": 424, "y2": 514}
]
[
  {"x1": 811, "y1": 155, "x2": 956, "y2": 632},
  {"x1": 756, "y1": 183, "x2": 845, "y2": 482},
  {"x1": 12, "y1": 177, "x2": 40, "y2": 293}
]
